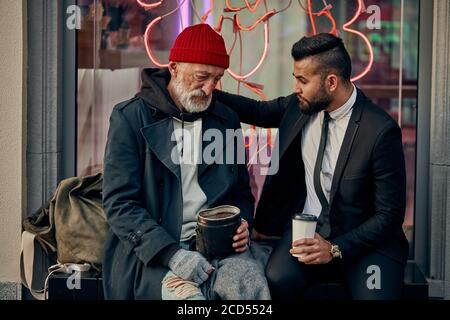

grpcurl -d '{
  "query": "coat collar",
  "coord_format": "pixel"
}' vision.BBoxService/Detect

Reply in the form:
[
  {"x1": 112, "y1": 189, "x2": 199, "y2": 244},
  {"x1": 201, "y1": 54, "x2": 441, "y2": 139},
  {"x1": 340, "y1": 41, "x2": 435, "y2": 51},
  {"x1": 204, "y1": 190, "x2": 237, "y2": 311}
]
[
  {"x1": 140, "y1": 118, "x2": 181, "y2": 181},
  {"x1": 140, "y1": 98, "x2": 231, "y2": 180},
  {"x1": 328, "y1": 88, "x2": 365, "y2": 208},
  {"x1": 265, "y1": 89, "x2": 365, "y2": 205}
]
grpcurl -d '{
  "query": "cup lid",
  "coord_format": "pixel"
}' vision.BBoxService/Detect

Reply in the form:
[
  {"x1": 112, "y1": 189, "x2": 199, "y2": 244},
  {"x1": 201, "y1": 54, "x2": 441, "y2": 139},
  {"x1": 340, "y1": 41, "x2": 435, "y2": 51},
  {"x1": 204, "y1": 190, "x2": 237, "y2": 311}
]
[{"x1": 293, "y1": 213, "x2": 318, "y2": 221}]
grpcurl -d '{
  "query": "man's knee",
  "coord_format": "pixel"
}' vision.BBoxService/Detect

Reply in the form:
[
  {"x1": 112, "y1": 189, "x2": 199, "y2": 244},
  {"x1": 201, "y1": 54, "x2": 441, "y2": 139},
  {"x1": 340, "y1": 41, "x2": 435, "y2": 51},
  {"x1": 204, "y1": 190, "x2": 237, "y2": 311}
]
[
  {"x1": 345, "y1": 251, "x2": 405, "y2": 300},
  {"x1": 265, "y1": 260, "x2": 306, "y2": 291},
  {"x1": 265, "y1": 262, "x2": 284, "y2": 288},
  {"x1": 213, "y1": 253, "x2": 271, "y2": 300}
]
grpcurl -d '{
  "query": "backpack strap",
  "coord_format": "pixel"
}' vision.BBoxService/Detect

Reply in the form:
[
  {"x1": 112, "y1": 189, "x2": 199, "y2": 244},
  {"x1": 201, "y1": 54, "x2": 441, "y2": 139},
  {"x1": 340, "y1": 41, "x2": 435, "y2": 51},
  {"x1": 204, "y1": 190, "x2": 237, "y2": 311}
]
[{"x1": 20, "y1": 231, "x2": 46, "y2": 300}]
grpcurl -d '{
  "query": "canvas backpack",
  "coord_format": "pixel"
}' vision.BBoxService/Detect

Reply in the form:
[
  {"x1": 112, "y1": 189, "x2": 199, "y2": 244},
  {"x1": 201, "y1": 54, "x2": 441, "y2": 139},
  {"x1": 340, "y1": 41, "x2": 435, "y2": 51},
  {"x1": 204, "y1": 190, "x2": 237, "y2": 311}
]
[{"x1": 20, "y1": 172, "x2": 108, "y2": 299}]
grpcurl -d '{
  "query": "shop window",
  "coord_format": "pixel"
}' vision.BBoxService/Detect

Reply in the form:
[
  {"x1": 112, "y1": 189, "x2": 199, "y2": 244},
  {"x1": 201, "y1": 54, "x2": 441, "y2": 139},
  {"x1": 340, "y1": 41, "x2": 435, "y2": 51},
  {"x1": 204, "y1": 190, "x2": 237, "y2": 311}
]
[{"x1": 76, "y1": 0, "x2": 418, "y2": 250}]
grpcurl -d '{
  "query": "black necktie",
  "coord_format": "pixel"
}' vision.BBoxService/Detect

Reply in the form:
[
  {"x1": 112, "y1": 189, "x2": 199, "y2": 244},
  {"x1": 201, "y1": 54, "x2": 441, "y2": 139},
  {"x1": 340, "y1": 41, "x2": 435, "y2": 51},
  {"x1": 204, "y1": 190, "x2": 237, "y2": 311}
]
[{"x1": 314, "y1": 112, "x2": 331, "y2": 238}]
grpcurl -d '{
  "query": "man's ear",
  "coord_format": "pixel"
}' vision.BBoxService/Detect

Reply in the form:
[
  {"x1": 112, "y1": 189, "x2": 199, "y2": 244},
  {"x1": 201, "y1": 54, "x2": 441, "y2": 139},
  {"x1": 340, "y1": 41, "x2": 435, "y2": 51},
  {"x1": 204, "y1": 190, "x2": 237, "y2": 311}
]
[
  {"x1": 168, "y1": 62, "x2": 177, "y2": 77},
  {"x1": 327, "y1": 74, "x2": 339, "y2": 92}
]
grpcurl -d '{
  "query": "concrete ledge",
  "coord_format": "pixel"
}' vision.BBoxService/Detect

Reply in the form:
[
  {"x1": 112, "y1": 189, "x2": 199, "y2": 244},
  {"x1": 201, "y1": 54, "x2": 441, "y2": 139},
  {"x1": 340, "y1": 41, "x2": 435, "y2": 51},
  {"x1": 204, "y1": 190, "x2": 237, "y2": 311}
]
[{"x1": 0, "y1": 282, "x2": 21, "y2": 300}]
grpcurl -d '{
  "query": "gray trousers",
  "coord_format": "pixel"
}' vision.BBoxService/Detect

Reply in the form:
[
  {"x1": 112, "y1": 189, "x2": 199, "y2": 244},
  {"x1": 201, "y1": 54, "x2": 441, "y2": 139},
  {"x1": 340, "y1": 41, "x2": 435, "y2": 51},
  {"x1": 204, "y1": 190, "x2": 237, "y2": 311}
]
[
  {"x1": 202, "y1": 244, "x2": 272, "y2": 300},
  {"x1": 162, "y1": 241, "x2": 273, "y2": 300}
]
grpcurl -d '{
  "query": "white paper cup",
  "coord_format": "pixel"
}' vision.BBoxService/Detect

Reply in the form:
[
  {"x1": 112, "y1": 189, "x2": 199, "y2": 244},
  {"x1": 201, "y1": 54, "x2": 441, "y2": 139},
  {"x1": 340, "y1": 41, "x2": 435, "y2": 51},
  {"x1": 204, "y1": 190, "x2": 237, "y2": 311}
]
[{"x1": 292, "y1": 213, "x2": 318, "y2": 258}]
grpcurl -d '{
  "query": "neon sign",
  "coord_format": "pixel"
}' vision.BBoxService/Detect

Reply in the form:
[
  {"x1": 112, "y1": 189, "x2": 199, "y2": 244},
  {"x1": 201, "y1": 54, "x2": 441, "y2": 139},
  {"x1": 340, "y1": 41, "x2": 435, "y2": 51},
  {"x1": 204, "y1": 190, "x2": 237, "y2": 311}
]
[
  {"x1": 342, "y1": 0, "x2": 374, "y2": 81},
  {"x1": 137, "y1": 0, "x2": 376, "y2": 154},
  {"x1": 139, "y1": 0, "x2": 375, "y2": 85}
]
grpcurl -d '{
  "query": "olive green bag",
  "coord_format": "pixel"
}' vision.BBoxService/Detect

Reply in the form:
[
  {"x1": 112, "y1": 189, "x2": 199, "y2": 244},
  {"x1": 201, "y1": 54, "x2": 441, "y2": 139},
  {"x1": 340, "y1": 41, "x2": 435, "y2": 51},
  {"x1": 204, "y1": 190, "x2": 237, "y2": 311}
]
[{"x1": 22, "y1": 172, "x2": 108, "y2": 270}]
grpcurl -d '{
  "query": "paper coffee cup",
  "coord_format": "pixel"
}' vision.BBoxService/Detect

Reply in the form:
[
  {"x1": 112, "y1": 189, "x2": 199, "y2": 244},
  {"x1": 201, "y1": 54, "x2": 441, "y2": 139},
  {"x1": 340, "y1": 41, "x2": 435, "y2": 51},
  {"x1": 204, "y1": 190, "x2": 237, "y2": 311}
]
[{"x1": 292, "y1": 213, "x2": 318, "y2": 258}]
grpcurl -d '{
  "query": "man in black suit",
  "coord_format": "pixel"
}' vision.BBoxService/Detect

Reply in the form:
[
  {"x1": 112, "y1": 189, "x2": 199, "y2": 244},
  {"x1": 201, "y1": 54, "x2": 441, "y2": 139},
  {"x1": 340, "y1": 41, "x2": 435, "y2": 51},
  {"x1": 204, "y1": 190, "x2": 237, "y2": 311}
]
[{"x1": 215, "y1": 33, "x2": 408, "y2": 300}]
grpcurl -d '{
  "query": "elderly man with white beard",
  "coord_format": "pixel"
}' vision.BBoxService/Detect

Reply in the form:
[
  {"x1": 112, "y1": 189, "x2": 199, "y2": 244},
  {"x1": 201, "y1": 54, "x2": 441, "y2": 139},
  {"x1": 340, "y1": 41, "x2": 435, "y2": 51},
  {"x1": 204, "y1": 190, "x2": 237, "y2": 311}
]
[{"x1": 102, "y1": 23, "x2": 270, "y2": 300}]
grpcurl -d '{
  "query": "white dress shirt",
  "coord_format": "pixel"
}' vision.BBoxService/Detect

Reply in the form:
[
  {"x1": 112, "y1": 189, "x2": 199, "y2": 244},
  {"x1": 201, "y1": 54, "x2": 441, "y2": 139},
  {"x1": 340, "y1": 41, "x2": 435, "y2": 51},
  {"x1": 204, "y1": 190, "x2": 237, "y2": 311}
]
[{"x1": 301, "y1": 84, "x2": 357, "y2": 217}]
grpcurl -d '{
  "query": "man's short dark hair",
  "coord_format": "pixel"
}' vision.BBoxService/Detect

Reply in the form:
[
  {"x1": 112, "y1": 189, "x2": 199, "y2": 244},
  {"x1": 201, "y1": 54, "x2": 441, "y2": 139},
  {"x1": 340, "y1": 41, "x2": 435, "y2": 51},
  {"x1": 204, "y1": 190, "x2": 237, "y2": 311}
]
[{"x1": 291, "y1": 33, "x2": 352, "y2": 83}]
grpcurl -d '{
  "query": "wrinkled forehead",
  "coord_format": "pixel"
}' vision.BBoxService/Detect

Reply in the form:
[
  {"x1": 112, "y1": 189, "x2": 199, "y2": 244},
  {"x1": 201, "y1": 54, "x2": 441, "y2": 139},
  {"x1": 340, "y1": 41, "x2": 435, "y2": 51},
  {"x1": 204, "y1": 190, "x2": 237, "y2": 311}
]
[{"x1": 179, "y1": 62, "x2": 225, "y2": 77}]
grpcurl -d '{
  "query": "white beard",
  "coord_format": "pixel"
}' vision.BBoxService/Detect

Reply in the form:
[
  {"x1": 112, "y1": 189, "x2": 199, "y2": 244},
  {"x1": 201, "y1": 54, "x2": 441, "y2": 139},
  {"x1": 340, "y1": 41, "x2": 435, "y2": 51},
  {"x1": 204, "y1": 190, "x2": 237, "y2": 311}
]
[{"x1": 172, "y1": 75, "x2": 212, "y2": 113}]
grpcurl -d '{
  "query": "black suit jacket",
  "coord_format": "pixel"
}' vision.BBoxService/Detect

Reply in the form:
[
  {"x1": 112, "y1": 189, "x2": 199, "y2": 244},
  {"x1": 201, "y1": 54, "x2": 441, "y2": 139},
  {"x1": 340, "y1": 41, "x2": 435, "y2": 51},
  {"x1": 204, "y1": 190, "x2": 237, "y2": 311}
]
[{"x1": 216, "y1": 89, "x2": 409, "y2": 265}]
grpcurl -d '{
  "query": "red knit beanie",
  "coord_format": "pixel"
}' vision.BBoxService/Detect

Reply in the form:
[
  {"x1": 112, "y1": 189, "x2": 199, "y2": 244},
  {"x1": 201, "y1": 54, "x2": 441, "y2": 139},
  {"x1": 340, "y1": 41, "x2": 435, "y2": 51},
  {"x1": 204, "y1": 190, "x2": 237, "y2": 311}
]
[{"x1": 169, "y1": 24, "x2": 230, "y2": 69}]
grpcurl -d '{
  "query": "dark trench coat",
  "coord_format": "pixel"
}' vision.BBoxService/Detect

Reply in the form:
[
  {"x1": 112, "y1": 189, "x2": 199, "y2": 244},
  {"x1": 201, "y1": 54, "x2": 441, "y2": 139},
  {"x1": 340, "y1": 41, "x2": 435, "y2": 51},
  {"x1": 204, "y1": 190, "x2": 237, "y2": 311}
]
[{"x1": 102, "y1": 96, "x2": 254, "y2": 299}]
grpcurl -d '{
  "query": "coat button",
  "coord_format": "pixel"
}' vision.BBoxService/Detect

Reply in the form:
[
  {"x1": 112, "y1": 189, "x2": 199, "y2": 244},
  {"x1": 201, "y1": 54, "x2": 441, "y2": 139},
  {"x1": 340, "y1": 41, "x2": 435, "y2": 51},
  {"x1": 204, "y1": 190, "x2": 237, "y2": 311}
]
[
  {"x1": 128, "y1": 233, "x2": 137, "y2": 244},
  {"x1": 159, "y1": 180, "x2": 164, "y2": 187},
  {"x1": 158, "y1": 217, "x2": 162, "y2": 223}
]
